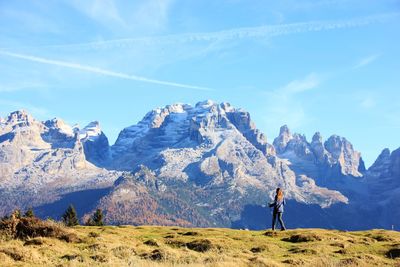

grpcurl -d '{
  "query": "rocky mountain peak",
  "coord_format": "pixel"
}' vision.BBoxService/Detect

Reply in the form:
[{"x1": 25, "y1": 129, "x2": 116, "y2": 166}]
[
  {"x1": 312, "y1": 132, "x2": 323, "y2": 143},
  {"x1": 75, "y1": 121, "x2": 110, "y2": 166},
  {"x1": 195, "y1": 99, "x2": 216, "y2": 109},
  {"x1": 273, "y1": 125, "x2": 293, "y2": 154},
  {"x1": 219, "y1": 102, "x2": 235, "y2": 112},
  {"x1": 6, "y1": 110, "x2": 34, "y2": 125},
  {"x1": 368, "y1": 147, "x2": 400, "y2": 182},
  {"x1": 324, "y1": 135, "x2": 365, "y2": 177},
  {"x1": 279, "y1": 124, "x2": 291, "y2": 136},
  {"x1": 79, "y1": 121, "x2": 102, "y2": 141},
  {"x1": 44, "y1": 118, "x2": 74, "y2": 136}
]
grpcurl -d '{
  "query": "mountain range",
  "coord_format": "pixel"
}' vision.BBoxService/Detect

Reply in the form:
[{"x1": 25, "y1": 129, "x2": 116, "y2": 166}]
[{"x1": 0, "y1": 100, "x2": 398, "y2": 230}]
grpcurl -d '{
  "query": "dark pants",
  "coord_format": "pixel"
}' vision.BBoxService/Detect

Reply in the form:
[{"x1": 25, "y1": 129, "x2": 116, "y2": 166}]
[{"x1": 272, "y1": 211, "x2": 286, "y2": 230}]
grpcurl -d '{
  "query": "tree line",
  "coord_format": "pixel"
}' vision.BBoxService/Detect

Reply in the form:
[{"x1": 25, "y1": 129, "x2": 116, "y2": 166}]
[{"x1": 1, "y1": 205, "x2": 104, "y2": 227}]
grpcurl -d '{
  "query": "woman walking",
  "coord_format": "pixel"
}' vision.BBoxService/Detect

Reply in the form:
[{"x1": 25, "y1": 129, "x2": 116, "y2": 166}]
[{"x1": 269, "y1": 188, "x2": 286, "y2": 231}]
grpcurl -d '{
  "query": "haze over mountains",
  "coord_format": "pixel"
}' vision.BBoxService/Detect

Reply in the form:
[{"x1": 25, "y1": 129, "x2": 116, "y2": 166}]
[{"x1": 0, "y1": 100, "x2": 398, "y2": 230}]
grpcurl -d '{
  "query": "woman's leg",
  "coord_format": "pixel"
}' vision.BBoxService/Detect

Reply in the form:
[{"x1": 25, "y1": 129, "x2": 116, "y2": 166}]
[
  {"x1": 272, "y1": 212, "x2": 277, "y2": 230},
  {"x1": 278, "y1": 212, "x2": 286, "y2": 230}
]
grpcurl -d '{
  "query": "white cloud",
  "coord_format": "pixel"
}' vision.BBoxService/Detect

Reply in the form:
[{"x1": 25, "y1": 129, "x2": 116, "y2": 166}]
[
  {"x1": 354, "y1": 54, "x2": 381, "y2": 69},
  {"x1": 280, "y1": 73, "x2": 320, "y2": 94},
  {"x1": 360, "y1": 96, "x2": 376, "y2": 109},
  {"x1": 66, "y1": 0, "x2": 175, "y2": 34},
  {"x1": 35, "y1": 12, "x2": 399, "y2": 50},
  {"x1": 0, "y1": 82, "x2": 46, "y2": 92},
  {"x1": 68, "y1": 0, "x2": 125, "y2": 27},
  {"x1": 263, "y1": 73, "x2": 321, "y2": 130},
  {"x1": 132, "y1": 0, "x2": 175, "y2": 32},
  {"x1": 0, "y1": 51, "x2": 212, "y2": 91}
]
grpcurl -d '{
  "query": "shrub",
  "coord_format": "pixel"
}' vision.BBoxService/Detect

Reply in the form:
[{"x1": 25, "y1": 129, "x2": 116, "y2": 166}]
[{"x1": 24, "y1": 208, "x2": 34, "y2": 218}]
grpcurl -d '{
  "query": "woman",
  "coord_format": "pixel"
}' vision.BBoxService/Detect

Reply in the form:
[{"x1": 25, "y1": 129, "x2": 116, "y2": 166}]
[{"x1": 269, "y1": 188, "x2": 286, "y2": 231}]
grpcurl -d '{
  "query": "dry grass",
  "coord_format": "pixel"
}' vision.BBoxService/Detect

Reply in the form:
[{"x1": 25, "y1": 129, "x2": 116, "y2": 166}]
[{"x1": 1, "y1": 223, "x2": 400, "y2": 266}]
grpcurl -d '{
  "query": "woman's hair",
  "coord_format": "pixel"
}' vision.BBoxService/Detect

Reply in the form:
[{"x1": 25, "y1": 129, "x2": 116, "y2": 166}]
[{"x1": 276, "y1": 188, "x2": 284, "y2": 200}]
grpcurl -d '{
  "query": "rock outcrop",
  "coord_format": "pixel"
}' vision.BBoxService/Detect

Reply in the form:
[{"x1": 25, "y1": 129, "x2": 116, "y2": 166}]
[{"x1": 273, "y1": 125, "x2": 365, "y2": 179}]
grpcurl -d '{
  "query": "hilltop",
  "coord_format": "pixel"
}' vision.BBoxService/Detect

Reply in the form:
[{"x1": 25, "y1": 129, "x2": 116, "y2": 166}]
[{"x1": 1, "y1": 218, "x2": 399, "y2": 266}]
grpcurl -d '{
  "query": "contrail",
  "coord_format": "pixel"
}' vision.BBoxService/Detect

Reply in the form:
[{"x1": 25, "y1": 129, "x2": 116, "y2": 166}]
[
  {"x1": 0, "y1": 51, "x2": 212, "y2": 91},
  {"x1": 29, "y1": 12, "x2": 400, "y2": 51}
]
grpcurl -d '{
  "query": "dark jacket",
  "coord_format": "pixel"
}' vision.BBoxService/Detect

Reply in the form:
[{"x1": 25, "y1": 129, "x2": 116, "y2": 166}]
[{"x1": 269, "y1": 196, "x2": 285, "y2": 213}]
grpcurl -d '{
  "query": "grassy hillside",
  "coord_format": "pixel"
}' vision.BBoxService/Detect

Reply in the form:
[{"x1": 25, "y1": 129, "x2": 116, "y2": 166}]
[{"x1": 1, "y1": 218, "x2": 400, "y2": 266}]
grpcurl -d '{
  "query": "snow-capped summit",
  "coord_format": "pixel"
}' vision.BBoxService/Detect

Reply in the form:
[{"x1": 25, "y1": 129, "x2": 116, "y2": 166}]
[
  {"x1": 79, "y1": 121, "x2": 102, "y2": 141},
  {"x1": 44, "y1": 118, "x2": 74, "y2": 136},
  {"x1": 195, "y1": 99, "x2": 216, "y2": 108},
  {"x1": 79, "y1": 121, "x2": 110, "y2": 166}
]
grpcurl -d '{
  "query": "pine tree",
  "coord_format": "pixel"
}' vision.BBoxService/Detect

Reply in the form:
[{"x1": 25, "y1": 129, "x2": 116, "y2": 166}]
[
  {"x1": 24, "y1": 207, "x2": 35, "y2": 218},
  {"x1": 62, "y1": 205, "x2": 79, "y2": 226},
  {"x1": 92, "y1": 209, "x2": 104, "y2": 226},
  {"x1": 85, "y1": 217, "x2": 94, "y2": 226}
]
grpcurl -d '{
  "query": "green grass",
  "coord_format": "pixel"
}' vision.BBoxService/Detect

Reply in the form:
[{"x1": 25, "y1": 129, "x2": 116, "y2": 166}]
[{"x1": 1, "y1": 225, "x2": 400, "y2": 266}]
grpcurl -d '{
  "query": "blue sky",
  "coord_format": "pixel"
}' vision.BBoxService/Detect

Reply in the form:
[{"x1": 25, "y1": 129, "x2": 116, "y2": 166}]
[{"x1": 0, "y1": 0, "x2": 399, "y2": 167}]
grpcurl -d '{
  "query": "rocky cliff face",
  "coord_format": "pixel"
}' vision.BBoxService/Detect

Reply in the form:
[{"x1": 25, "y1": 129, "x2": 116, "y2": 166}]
[
  {"x1": 78, "y1": 121, "x2": 110, "y2": 166},
  {"x1": 104, "y1": 101, "x2": 347, "y2": 226},
  {"x1": 363, "y1": 148, "x2": 400, "y2": 229},
  {"x1": 273, "y1": 125, "x2": 365, "y2": 180},
  {"x1": 0, "y1": 111, "x2": 117, "y2": 215}
]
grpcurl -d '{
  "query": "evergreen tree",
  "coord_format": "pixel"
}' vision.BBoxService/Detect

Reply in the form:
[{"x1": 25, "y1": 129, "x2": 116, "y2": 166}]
[
  {"x1": 85, "y1": 217, "x2": 94, "y2": 226},
  {"x1": 62, "y1": 205, "x2": 79, "y2": 226},
  {"x1": 24, "y1": 207, "x2": 35, "y2": 218},
  {"x1": 92, "y1": 209, "x2": 104, "y2": 226}
]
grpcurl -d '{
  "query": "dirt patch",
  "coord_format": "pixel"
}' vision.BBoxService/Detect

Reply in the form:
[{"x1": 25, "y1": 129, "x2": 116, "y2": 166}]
[
  {"x1": 141, "y1": 249, "x2": 165, "y2": 261},
  {"x1": 24, "y1": 238, "x2": 44, "y2": 246},
  {"x1": 330, "y1": 242, "x2": 346, "y2": 248},
  {"x1": 288, "y1": 247, "x2": 317, "y2": 255},
  {"x1": 61, "y1": 254, "x2": 84, "y2": 262},
  {"x1": 88, "y1": 232, "x2": 100, "y2": 238},
  {"x1": 282, "y1": 258, "x2": 306, "y2": 265},
  {"x1": 59, "y1": 233, "x2": 81, "y2": 243},
  {"x1": 144, "y1": 239, "x2": 159, "y2": 247},
  {"x1": 90, "y1": 254, "x2": 108, "y2": 262},
  {"x1": 371, "y1": 235, "x2": 394, "y2": 242},
  {"x1": 180, "y1": 231, "x2": 199, "y2": 236},
  {"x1": 87, "y1": 243, "x2": 106, "y2": 252},
  {"x1": 263, "y1": 231, "x2": 278, "y2": 237},
  {"x1": 165, "y1": 239, "x2": 186, "y2": 248},
  {"x1": 334, "y1": 249, "x2": 347, "y2": 254},
  {"x1": 250, "y1": 246, "x2": 266, "y2": 253},
  {"x1": 186, "y1": 239, "x2": 213, "y2": 252},
  {"x1": 386, "y1": 248, "x2": 400, "y2": 259},
  {"x1": 282, "y1": 233, "x2": 322, "y2": 243},
  {"x1": 339, "y1": 257, "x2": 361, "y2": 266}
]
